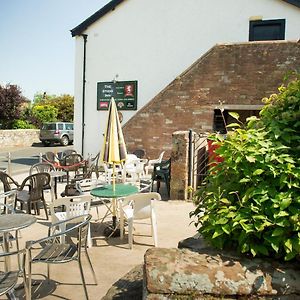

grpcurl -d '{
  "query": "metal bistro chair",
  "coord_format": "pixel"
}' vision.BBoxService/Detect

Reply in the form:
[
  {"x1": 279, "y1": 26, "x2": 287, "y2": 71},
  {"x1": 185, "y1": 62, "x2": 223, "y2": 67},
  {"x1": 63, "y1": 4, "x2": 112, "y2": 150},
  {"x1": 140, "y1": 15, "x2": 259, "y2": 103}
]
[
  {"x1": 15, "y1": 173, "x2": 51, "y2": 220},
  {"x1": 0, "y1": 249, "x2": 26, "y2": 299},
  {"x1": 0, "y1": 194, "x2": 21, "y2": 265},
  {"x1": 24, "y1": 214, "x2": 97, "y2": 300}
]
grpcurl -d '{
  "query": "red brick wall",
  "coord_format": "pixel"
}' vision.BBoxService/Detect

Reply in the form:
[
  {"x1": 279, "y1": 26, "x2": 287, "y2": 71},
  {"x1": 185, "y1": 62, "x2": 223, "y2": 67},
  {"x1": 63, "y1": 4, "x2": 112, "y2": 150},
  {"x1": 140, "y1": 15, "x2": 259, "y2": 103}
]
[{"x1": 123, "y1": 41, "x2": 300, "y2": 159}]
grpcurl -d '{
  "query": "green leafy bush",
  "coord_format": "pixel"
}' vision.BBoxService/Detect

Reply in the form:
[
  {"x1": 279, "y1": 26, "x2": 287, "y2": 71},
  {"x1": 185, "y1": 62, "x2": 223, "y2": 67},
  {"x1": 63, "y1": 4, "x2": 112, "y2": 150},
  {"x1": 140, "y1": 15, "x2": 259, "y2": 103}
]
[
  {"x1": 32, "y1": 104, "x2": 58, "y2": 127},
  {"x1": 191, "y1": 74, "x2": 300, "y2": 261},
  {"x1": 11, "y1": 119, "x2": 36, "y2": 129}
]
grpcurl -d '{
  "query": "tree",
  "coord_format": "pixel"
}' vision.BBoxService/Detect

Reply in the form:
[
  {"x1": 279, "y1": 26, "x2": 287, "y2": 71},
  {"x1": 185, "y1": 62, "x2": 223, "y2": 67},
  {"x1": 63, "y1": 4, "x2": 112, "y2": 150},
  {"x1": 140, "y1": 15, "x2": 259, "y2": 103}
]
[
  {"x1": 48, "y1": 94, "x2": 74, "y2": 122},
  {"x1": 0, "y1": 84, "x2": 26, "y2": 128},
  {"x1": 33, "y1": 93, "x2": 74, "y2": 122},
  {"x1": 32, "y1": 105, "x2": 58, "y2": 126}
]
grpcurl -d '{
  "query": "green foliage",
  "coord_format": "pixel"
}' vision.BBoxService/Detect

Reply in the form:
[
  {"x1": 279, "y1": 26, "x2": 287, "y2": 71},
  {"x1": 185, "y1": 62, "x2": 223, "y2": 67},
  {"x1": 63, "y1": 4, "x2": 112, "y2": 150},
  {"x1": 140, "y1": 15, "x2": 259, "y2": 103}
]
[
  {"x1": 33, "y1": 93, "x2": 74, "y2": 122},
  {"x1": 32, "y1": 105, "x2": 58, "y2": 126},
  {"x1": 11, "y1": 119, "x2": 36, "y2": 129},
  {"x1": 191, "y1": 74, "x2": 300, "y2": 261},
  {"x1": 33, "y1": 92, "x2": 55, "y2": 104},
  {"x1": 46, "y1": 94, "x2": 74, "y2": 122}
]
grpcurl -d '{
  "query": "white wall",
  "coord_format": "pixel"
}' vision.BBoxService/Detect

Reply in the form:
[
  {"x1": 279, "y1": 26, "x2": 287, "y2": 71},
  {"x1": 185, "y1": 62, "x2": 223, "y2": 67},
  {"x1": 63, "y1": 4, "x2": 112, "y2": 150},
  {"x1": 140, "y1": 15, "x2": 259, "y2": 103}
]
[{"x1": 73, "y1": 0, "x2": 300, "y2": 156}]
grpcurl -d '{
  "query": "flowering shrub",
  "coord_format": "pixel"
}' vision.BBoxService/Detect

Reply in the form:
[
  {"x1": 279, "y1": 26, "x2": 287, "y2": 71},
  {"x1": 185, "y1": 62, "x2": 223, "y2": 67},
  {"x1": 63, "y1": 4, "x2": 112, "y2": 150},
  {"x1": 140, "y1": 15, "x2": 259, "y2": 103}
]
[{"x1": 191, "y1": 74, "x2": 300, "y2": 260}]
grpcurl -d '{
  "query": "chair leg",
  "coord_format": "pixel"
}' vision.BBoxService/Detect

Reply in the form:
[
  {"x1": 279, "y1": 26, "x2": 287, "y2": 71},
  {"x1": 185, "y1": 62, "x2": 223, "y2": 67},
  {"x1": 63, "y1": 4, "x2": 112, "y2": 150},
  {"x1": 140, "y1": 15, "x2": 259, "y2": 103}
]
[
  {"x1": 42, "y1": 199, "x2": 49, "y2": 220},
  {"x1": 128, "y1": 218, "x2": 133, "y2": 249},
  {"x1": 164, "y1": 175, "x2": 170, "y2": 197},
  {"x1": 47, "y1": 264, "x2": 50, "y2": 279},
  {"x1": 78, "y1": 259, "x2": 89, "y2": 300},
  {"x1": 84, "y1": 250, "x2": 98, "y2": 284},
  {"x1": 26, "y1": 202, "x2": 31, "y2": 215},
  {"x1": 156, "y1": 180, "x2": 161, "y2": 193},
  {"x1": 87, "y1": 224, "x2": 92, "y2": 248},
  {"x1": 25, "y1": 250, "x2": 32, "y2": 300}
]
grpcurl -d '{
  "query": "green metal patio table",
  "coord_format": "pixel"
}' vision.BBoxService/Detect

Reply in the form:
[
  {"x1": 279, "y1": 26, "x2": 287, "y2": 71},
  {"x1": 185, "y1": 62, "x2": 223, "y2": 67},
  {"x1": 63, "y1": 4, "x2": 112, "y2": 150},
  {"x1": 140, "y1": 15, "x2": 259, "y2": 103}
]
[{"x1": 90, "y1": 183, "x2": 139, "y2": 237}]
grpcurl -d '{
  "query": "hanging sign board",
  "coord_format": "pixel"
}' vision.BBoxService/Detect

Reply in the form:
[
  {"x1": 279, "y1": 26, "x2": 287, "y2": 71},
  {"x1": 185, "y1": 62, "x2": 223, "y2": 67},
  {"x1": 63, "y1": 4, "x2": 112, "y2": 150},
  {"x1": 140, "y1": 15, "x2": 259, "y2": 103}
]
[{"x1": 97, "y1": 80, "x2": 138, "y2": 110}]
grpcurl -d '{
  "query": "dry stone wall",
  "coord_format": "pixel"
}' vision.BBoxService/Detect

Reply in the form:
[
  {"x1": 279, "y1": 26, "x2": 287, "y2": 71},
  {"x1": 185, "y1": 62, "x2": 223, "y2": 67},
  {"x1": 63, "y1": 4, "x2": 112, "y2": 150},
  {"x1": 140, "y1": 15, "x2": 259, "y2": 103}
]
[{"x1": 0, "y1": 129, "x2": 40, "y2": 148}]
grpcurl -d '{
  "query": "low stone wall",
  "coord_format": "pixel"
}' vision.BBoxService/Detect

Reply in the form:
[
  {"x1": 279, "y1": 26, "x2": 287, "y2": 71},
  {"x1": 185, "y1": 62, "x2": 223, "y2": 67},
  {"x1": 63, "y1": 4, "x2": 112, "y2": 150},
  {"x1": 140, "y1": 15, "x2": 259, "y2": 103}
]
[
  {"x1": 0, "y1": 129, "x2": 40, "y2": 148},
  {"x1": 143, "y1": 239, "x2": 300, "y2": 299}
]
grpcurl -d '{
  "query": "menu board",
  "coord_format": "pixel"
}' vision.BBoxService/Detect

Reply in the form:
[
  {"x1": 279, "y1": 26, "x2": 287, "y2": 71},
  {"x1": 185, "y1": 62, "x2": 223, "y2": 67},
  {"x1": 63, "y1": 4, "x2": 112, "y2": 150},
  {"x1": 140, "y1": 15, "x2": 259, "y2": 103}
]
[{"x1": 97, "y1": 80, "x2": 138, "y2": 110}]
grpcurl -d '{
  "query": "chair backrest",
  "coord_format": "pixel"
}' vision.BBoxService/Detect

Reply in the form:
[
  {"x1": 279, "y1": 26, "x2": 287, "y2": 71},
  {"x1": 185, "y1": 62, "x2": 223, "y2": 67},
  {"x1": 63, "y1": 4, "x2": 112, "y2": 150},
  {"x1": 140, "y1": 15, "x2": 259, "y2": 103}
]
[
  {"x1": 50, "y1": 194, "x2": 91, "y2": 220},
  {"x1": 153, "y1": 158, "x2": 171, "y2": 175},
  {"x1": 0, "y1": 171, "x2": 18, "y2": 193},
  {"x1": 62, "y1": 153, "x2": 83, "y2": 170},
  {"x1": 60, "y1": 149, "x2": 77, "y2": 160},
  {"x1": 27, "y1": 214, "x2": 92, "y2": 253},
  {"x1": 157, "y1": 151, "x2": 165, "y2": 163},
  {"x1": 0, "y1": 191, "x2": 17, "y2": 213},
  {"x1": 20, "y1": 173, "x2": 51, "y2": 201},
  {"x1": 148, "y1": 151, "x2": 165, "y2": 166},
  {"x1": 29, "y1": 162, "x2": 55, "y2": 175},
  {"x1": 44, "y1": 151, "x2": 58, "y2": 164},
  {"x1": 123, "y1": 192, "x2": 161, "y2": 220}
]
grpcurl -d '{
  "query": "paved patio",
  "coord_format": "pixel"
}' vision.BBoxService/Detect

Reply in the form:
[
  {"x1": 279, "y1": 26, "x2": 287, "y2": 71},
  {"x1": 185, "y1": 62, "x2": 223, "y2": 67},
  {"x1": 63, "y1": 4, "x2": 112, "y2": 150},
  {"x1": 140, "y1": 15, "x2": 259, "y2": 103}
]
[{"x1": 5, "y1": 172, "x2": 196, "y2": 299}]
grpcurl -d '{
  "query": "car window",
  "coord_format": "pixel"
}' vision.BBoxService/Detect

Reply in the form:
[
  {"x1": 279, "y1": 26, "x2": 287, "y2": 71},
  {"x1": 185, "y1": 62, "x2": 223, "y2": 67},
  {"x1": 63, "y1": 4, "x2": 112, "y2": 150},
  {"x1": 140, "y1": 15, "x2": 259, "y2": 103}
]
[
  {"x1": 42, "y1": 124, "x2": 56, "y2": 130},
  {"x1": 58, "y1": 124, "x2": 64, "y2": 130},
  {"x1": 65, "y1": 124, "x2": 73, "y2": 130}
]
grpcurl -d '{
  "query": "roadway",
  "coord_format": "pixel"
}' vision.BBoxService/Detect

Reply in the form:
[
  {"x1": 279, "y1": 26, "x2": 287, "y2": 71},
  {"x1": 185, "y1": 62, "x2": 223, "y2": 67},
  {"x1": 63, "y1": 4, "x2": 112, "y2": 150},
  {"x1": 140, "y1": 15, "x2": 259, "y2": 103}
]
[{"x1": 0, "y1": 142, "x2": 74, "y2": 174}]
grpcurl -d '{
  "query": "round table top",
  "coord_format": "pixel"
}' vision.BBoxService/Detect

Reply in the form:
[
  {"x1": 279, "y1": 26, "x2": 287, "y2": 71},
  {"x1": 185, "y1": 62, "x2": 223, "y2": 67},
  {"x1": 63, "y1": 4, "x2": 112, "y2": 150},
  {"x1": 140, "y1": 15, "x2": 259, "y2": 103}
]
[
  {"x1": 90, "y1": 183, "x2": 139, "y2": 198},
  {"x1": 0, "y1": 214, "x2": 36, "y2": 232}
]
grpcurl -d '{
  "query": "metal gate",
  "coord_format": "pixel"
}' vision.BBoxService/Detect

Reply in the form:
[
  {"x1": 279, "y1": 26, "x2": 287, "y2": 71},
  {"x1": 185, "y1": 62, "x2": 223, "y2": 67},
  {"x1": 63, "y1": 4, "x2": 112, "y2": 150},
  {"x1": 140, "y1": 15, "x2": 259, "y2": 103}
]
[{"x1": 188, "y1": 130, "x2": 209, "y2": 192}]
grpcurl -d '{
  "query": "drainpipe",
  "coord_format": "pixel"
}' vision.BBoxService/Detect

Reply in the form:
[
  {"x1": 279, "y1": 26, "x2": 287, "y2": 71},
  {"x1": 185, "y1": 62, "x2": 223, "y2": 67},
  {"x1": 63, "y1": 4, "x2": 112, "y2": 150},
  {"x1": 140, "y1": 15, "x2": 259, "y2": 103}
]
[{"x1": 81, "y1": 34, "x2": 88, "y2": 157}]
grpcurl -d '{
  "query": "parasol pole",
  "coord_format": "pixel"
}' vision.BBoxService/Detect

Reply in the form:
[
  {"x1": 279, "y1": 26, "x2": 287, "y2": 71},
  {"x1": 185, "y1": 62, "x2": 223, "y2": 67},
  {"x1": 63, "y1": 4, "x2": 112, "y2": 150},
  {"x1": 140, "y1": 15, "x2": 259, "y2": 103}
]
[
  {"x1": 112, "y1": 162, "x2": 116, "y2": 192},
  {"x1": 112, "y1": 162, "x2": 117, "y2": 229}
]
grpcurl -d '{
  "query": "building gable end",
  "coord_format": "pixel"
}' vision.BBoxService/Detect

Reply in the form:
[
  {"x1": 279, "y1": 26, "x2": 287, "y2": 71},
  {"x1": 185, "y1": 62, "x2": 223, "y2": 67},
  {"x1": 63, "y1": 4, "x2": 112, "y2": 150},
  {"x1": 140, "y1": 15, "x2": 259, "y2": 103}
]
[
  {"x1": 283, "y1": 0, "x2": 300, "y2": 8},
  {"x1": 71, "y1": 0, "x2": 125, "y2": 37}
]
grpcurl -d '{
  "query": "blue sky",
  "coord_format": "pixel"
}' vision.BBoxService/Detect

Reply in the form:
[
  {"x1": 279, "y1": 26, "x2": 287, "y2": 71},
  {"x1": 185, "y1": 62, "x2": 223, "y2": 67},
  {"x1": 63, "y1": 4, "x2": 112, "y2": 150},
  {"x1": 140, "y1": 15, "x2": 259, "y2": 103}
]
[{"x1": 0, "y1": 0, "x2": 110, "y2": 100}]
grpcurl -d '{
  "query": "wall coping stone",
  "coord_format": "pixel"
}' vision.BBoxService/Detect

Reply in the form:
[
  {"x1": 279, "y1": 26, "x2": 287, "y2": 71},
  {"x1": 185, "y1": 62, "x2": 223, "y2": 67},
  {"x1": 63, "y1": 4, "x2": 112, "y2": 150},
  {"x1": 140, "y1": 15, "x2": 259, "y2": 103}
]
[{"x1": 144, "y1": 238, "x2": 300, "y2": 299}]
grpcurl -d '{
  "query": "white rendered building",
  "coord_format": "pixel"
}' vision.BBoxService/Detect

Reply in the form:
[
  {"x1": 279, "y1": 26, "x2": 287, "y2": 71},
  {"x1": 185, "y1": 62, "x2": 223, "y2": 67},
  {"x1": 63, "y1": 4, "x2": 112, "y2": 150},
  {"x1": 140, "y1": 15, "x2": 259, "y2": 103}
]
[{"x1": 71, "y1": 0, "x2": 300, "y2": 157}]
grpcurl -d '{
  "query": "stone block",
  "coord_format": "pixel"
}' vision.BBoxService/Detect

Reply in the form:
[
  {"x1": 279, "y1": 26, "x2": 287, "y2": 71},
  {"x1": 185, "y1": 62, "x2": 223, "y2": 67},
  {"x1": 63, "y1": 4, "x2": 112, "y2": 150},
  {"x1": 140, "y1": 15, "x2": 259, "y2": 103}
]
[{"x1": 143, "y1": 247, "x2": 300, "y2": 299}]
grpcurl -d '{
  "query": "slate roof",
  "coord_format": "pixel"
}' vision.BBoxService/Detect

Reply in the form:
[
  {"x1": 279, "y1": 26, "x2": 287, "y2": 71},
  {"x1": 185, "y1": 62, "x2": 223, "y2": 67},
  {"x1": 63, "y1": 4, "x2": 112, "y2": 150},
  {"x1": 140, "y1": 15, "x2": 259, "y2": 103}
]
[{"x1": 70, "y1": 0, "x2": 300, "y2": 37}]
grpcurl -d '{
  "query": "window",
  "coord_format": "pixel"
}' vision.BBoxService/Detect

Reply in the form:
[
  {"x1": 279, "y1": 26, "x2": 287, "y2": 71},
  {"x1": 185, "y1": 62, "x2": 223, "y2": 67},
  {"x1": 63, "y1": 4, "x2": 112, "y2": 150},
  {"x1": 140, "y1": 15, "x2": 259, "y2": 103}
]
[
  {"x1": 213, "y1": 109, "x2": 260, "y2": 133},
  {"x1": 65, "y1": 124, "x2": 73, "y2": 130},
  {"x1": 249, "y1": 19, "x2": 285, "y2": 41}
]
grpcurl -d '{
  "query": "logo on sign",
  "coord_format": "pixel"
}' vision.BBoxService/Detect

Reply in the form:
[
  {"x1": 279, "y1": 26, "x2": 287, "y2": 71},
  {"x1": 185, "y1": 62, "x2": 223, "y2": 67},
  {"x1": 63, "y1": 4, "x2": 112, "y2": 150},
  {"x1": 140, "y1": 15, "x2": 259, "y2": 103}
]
[
  {"x1": 100, "y1": 102, "x2": 109, "y2": 108},
  {"x1": 124, "y1": 84, "x2": 134, "y2": 97}
]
